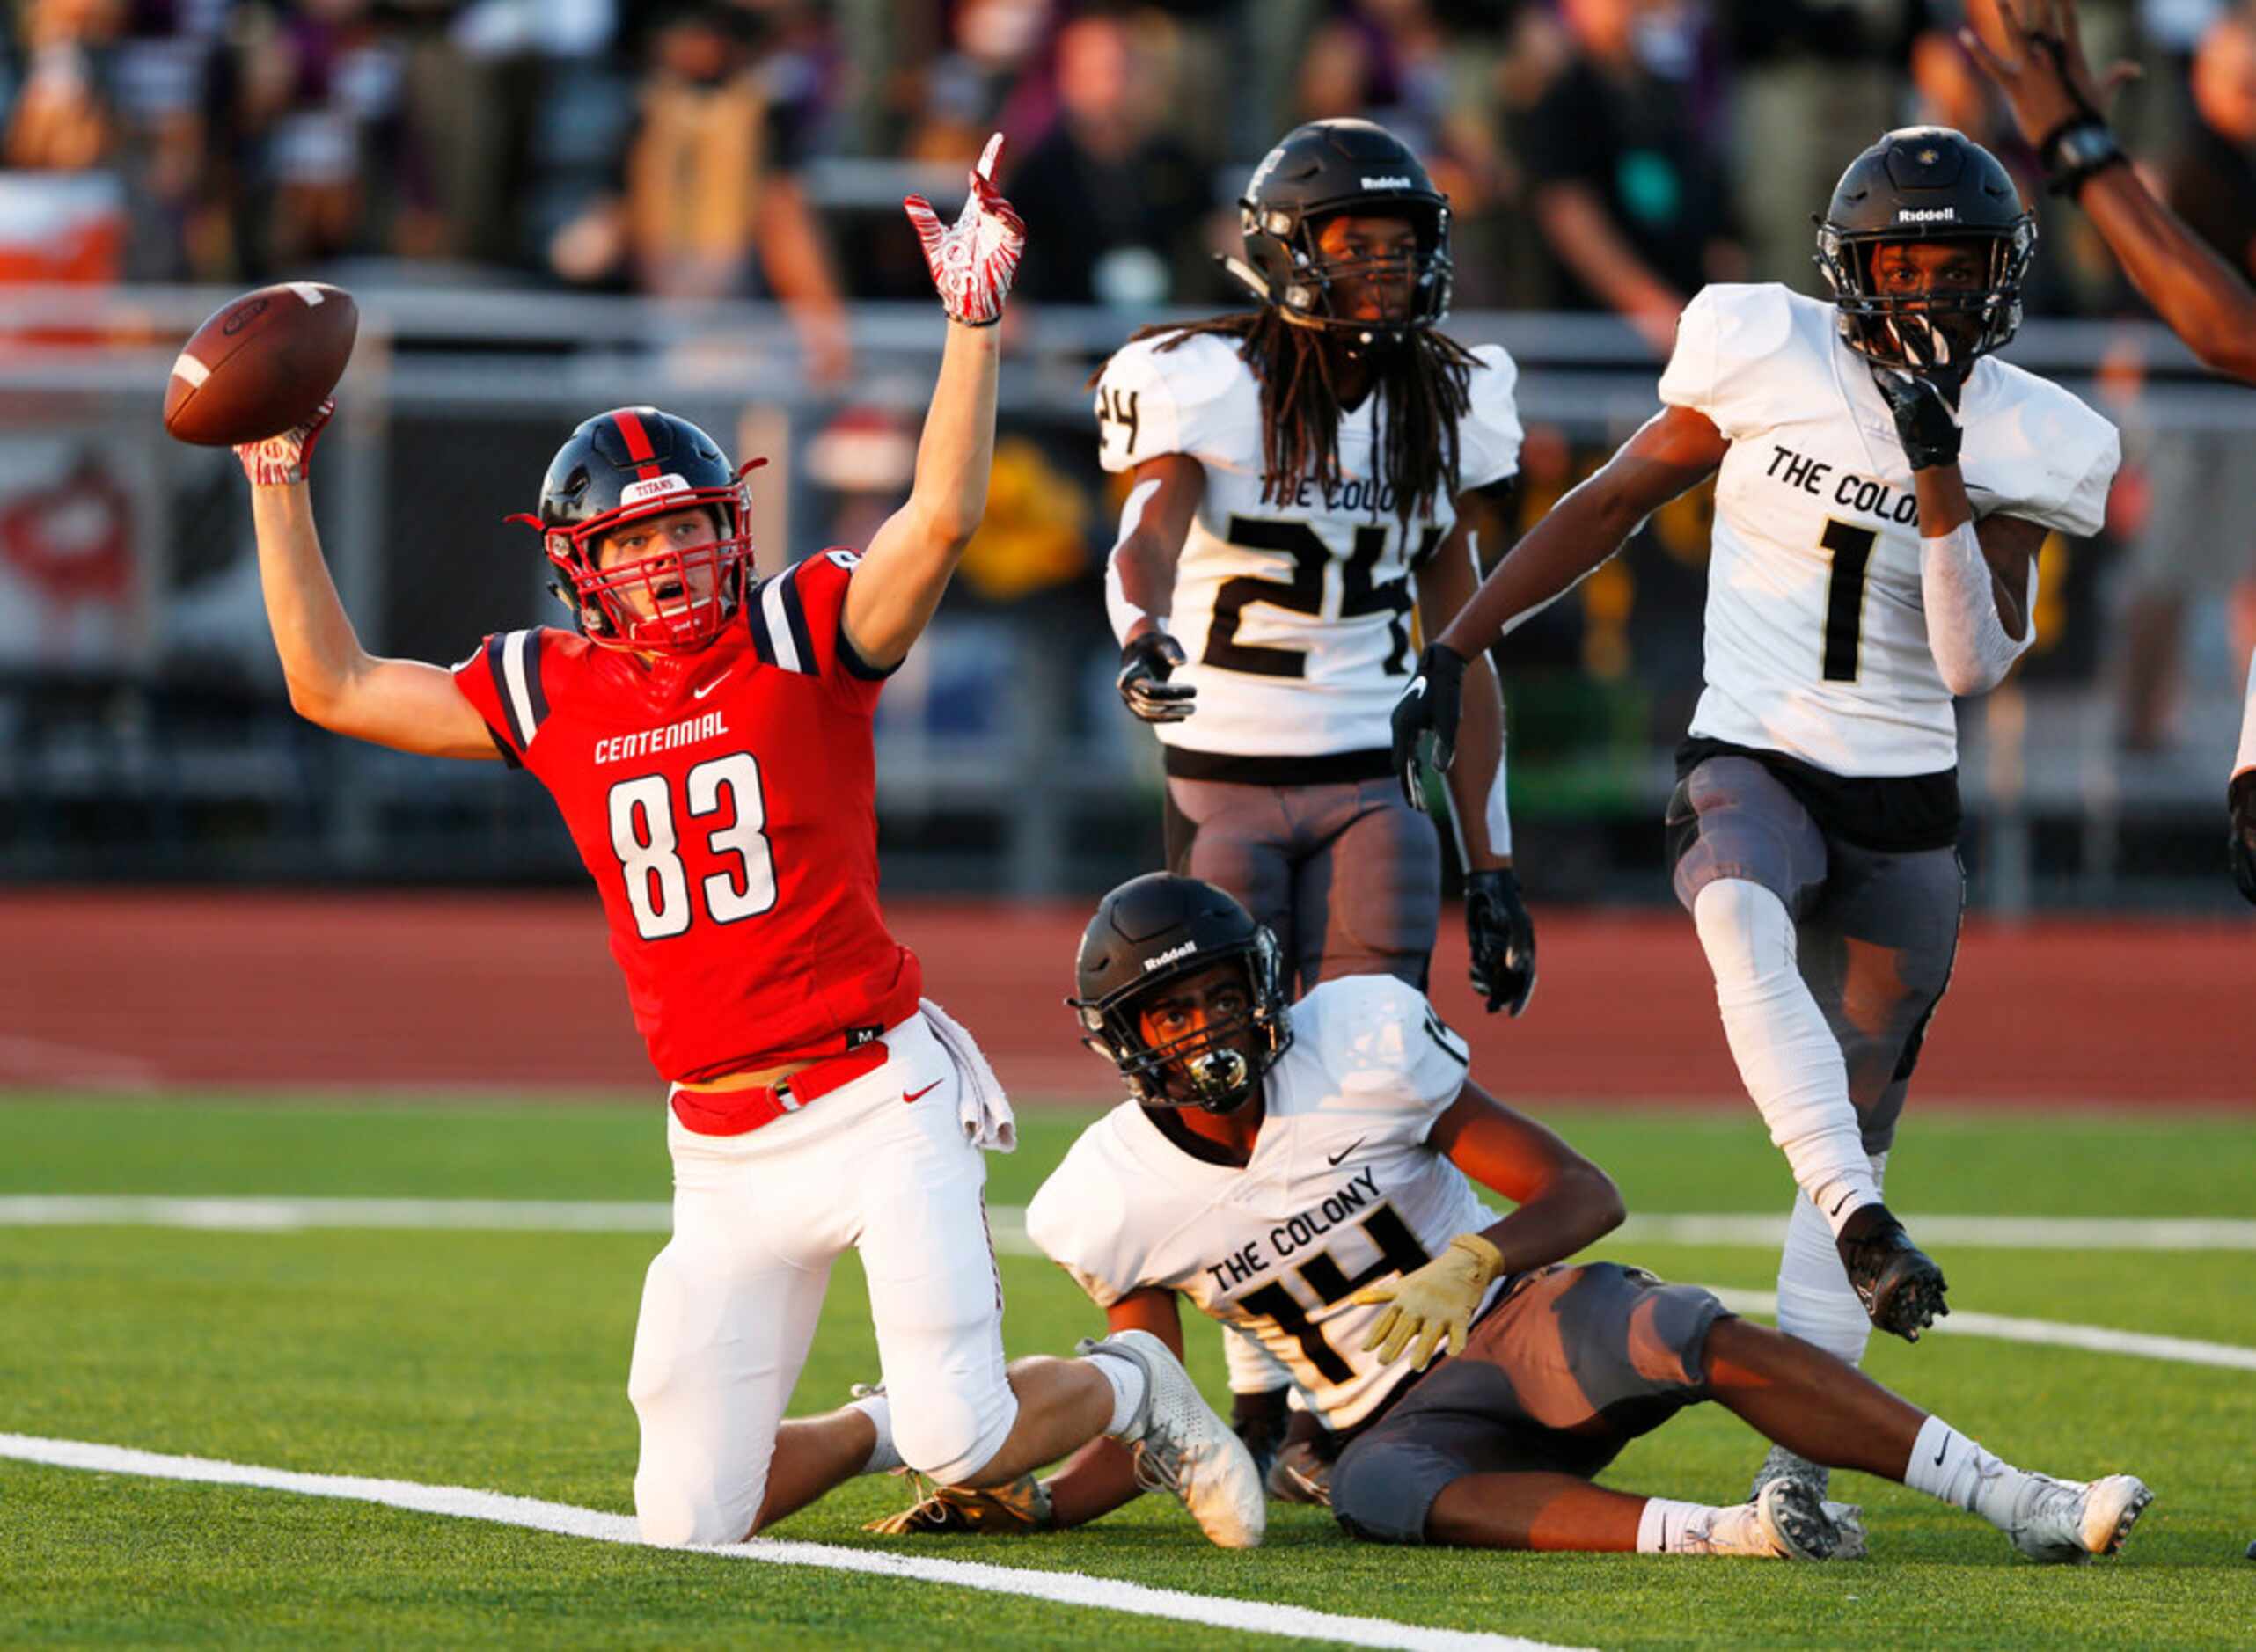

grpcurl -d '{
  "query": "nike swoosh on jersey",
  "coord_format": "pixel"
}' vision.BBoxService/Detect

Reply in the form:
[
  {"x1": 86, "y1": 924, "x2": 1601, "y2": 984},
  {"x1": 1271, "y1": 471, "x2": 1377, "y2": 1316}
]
[
  {"x1": 1326, "y1": 1137, "x2": 1366, "y2": 1167},
  {"x1": 692, "y1": 669, "x2": 734, "y2": 700}
]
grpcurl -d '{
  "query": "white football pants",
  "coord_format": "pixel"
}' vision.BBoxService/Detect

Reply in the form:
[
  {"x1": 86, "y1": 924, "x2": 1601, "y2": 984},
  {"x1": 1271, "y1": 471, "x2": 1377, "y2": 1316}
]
[{"x1": 627, "y1": 1011, "x2": 1017, "y2": 1546}]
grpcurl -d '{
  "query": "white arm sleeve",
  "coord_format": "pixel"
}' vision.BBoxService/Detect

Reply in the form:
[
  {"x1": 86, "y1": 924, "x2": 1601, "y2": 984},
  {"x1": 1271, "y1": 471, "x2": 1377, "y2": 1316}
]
[
  {"x1": 1921, "y1": 519, "x2": 2036, "y2": 697},
  {"x1": 1103, "y1": 476, "x2": 1165, "y2": 645},
  {"x1": 2238, "y1": 655, "x2": 2256, "y2": 779}
]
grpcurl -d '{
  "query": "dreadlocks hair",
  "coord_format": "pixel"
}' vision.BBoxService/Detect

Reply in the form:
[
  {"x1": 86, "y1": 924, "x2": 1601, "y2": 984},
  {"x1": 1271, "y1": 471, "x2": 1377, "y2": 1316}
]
[{"x1": 1095, "y1": 309, "x2": 1482, "y2": 528}]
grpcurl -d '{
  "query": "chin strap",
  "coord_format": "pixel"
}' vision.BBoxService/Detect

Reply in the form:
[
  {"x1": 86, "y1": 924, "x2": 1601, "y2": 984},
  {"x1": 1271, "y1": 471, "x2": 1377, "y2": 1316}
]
[{"x1": 1214, "y1": 254, "x2": 1272, "y2": 304}]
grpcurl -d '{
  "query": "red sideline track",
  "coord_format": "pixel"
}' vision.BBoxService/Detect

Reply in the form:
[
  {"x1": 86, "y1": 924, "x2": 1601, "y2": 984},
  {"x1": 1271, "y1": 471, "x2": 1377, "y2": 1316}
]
[{"x1": 0, "y1": 890, "x2": 2248, "y2": 1106}]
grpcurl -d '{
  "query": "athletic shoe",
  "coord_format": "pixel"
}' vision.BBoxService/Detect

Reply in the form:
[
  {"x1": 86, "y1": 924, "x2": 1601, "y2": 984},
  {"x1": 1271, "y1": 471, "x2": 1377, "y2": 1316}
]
[
  {"x1": 1820, "y1": 1500, "x2": 1870, "y2": 1561},
  {"x1": 2003, "y1": 1473, "x2": 2152, "y2": 1562},
  {"x1": 1756, "y1": 1477, "x2": 1858, "y2": 1561},
  {"x1": 1080, "y1": 1330, "x2": 1265, "y2": 1548},
  {"x1": 1835, "y1": 1207, "x2": 1949, "y2": 1341},
  {"x1": 1266, "y1": 1437, "x2": 1332, "y2": 1507},
  {"x1": 1749, "y1": 1442, "x2": 1831, "y2": 1507}
]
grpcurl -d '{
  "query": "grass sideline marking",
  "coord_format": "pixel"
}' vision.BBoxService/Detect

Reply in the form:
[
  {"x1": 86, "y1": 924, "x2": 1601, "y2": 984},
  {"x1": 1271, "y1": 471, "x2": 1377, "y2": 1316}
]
[
  {"x1": 1703, "y1": 1288, "x2": 2256, "y2": 1373},
  {"x1": 5, "y1": 1196, "x2": 2254, "y2": 1254},
  {"x1": 9, "y1": 1198, "x2": 2252, "y2": 1373},
  {"x1": 0, "y1": 1433, "x2": 1578, "y2": 1652}
]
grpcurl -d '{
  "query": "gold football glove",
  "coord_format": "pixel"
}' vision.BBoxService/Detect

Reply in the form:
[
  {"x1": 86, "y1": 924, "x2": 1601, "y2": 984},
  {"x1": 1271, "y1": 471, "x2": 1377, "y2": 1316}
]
[
  {"x1": 863, "y1": 1471, "x2": 1054, "y2": 1537},
  {"x1": 1351, "y1": 1232, "x2": 1505, "y2": 1371}
]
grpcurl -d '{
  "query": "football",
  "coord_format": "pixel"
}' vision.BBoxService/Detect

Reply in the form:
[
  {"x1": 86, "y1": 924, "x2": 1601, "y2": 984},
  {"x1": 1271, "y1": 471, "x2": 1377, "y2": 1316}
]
[{"x1": 162, "y1": 281, "x2": 358, "y2": 447}]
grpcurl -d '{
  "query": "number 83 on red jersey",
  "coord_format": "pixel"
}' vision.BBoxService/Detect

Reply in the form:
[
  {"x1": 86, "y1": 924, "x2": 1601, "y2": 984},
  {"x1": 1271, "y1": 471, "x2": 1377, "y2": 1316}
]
[{"x1": 451, "y1": 550, "x2": 925, "y2": 1085}]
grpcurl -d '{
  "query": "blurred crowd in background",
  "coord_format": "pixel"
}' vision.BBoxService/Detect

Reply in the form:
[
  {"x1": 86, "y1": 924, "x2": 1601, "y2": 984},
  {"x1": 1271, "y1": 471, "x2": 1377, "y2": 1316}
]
[
  {"x1": 7, "y1": 0, "x2": 2256, "y2": 340},
  {"x1": 4, "y1": 0, "x2": 2255, "y2": 895}
]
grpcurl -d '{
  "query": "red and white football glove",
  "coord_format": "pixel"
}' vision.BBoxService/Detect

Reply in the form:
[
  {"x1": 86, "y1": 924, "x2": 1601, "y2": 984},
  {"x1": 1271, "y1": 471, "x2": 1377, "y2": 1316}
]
[
  {"x1": 904, "y1": 133, "x2": 1026, "y2": 328},
  {"x1": 234, "y1": 398, "x2": 334, "y2": 488}
]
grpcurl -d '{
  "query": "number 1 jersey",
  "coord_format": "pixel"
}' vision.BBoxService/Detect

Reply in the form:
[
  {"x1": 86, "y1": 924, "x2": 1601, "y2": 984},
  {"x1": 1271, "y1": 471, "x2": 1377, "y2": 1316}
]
[
  {"x1": 1095, "y1": 332, "x2": 1523, "y2": 769},
  {"x1": 451, "y1": 550, "x2": 921, "y2": 1085},
  {"x1": 1659, "y1": 283, "x2": 2119, "y2": 777},
  {"x1": 1026, "y1": 973, "x2": 1494, "y2": 1432}
]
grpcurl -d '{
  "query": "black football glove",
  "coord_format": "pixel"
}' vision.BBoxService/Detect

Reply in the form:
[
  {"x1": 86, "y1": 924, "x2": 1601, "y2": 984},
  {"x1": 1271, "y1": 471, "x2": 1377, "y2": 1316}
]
[
  {"x1": 2230, "y1": 770, "x2": 2256, "y2": 906},
  {"x1": 1391, "y1": 642, "x2": 1468, "y2": 811},
  {"x1": 1464, "y1": 867, "x2": 1537, "y2": 1017},
  {"x1": 1117, "y1": 630, "x2": 1196, "y2": 724},
  {"x1": 1871, "y1": 316, "x2": 1967, "y2": 471}
]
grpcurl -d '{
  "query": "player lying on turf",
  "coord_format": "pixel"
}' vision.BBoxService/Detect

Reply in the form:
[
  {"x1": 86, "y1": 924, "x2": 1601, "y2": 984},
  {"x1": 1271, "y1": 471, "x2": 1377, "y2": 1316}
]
[
  {"x1": 1389, "y1": 127, "x2": 2122, "y2": 1510},
  {"x1": 870, "y1": 874, "x2": 2150, "y2": 1563},
  {"x1": 234, "y1": 138, "x2": 1263, "y2": 1552}
]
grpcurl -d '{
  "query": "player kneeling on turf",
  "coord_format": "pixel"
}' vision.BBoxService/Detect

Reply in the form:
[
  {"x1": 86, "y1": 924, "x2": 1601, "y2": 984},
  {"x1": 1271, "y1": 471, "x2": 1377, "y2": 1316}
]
[
  {"x1": 234, "y1": 135, "x2": 1264, "y2": 1553},
  {"x1": 874, "y1": 874, "x2": 2150, "y2": 1563}
]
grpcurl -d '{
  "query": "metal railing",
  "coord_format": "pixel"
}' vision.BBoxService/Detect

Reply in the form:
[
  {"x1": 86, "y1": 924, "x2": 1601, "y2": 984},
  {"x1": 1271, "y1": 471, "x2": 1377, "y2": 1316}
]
[{"x1": 0, "y1": 284, "x2": 2247, "y2": 905}]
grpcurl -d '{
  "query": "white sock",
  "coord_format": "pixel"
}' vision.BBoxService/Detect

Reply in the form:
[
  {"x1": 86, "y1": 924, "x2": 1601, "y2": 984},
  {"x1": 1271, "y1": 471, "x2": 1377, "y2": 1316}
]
[
  {"x1": 1084, "y1": 1345, "x2": 1148, "y2": 1437},
  {"x1": 1637, "y1": 1497, "x2": 1765, "y2": 1555},
  {"x1": 848, "y1": 1393, "x2": 902, "y2": 1475},
  {"x1": 1902, "y1": 1415, "x2": 2029, "y2": 1529},
  {"x1": 1694, "y1": 880, "x2": 1882, "y2": 1236},
  {"x1": 1775, "y1": 1182, "x2": 1875, "y2": 1368}
]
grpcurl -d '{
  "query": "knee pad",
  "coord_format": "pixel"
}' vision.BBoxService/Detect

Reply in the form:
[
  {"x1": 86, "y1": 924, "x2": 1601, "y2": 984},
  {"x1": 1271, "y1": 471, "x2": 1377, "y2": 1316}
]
[
  {"x1": 634, "y1": 1462, "x2": 759, "y2": 1547},
  {"x1": 1329, "y1": 1436, "x2": 1459, "y2": 1546},
  {"x1": 891, "y1": 1380, "x2": 1019, "y2": 1485}
]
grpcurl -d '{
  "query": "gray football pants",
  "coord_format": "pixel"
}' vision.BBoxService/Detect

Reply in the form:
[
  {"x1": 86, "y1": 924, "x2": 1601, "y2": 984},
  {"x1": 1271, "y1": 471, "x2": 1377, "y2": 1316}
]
[
  {"x1": 1164, "y1": 775, "x2": 1440, "y2": 998},
  {"x1": 1665, "y1": 756, "x2": 1963, "y2": 1156}
]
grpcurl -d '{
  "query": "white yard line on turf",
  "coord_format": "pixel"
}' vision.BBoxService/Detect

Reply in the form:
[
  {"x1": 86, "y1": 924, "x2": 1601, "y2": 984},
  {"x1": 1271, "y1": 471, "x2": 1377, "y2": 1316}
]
[
  {"x1": 1703, "y1": 1288, "x2": 2256, "y2": 1372},
  {"x1": 6, "y1": 1196, "x2": 2255, "y2": 1253},
  {"x1": 0, "y1": 1034, "x2": 160, "y2": 1090},
  {"x1": 0, "y1": 1434, "x2": 1578, "y2": 1652},
  {"x1": 9, "y1": 1196, "x2": 2253, "y2": 1372}
]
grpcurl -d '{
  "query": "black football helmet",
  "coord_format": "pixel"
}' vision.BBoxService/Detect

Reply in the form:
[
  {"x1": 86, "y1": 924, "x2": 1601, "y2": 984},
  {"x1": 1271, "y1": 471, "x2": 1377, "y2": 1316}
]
[
  {"x1": 1067, "y1": 874, "x2": 1293, "y2": 1113},
  {"x1": 509, "y1": 407, "x2": 756, "y2": 654},
  {"x1": 1236, "y1": 118, "x2": 1453, "y2": 340},
  {"x1": 1815, "y1": 127, "x2": 2036, "y2": 372}
]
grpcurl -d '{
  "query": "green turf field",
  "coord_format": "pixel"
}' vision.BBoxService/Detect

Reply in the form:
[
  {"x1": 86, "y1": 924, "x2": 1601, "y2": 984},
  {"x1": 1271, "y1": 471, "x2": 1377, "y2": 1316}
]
[{"x1": 4, "y1": 1099, "x2": 2252, "y2": 1649}]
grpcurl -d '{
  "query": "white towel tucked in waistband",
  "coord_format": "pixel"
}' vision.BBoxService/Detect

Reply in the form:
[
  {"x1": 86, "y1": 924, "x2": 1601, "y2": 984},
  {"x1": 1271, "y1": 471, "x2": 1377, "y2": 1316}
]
[{"x1": 919, "y1": 998, "x2": 1016, "y2": 1153}]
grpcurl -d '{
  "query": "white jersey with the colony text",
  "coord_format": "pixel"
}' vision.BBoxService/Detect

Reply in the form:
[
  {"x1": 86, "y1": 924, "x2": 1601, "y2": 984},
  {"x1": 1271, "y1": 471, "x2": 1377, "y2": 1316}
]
[
  {"x1": 1658, "y1": 282, "x2": 2120, "y2": 778},
  {"x1": 1026, "y1": 973, "x2": 1493, "y2": 1432},
  {"x1": 1095, "y1": 331, "x2": 1523, "y2": 760}
]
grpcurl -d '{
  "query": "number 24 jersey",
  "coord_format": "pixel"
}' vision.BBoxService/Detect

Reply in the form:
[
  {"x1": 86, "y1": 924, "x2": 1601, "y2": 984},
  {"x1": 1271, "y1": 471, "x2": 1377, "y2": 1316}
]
[
  {"x1": 450, "y1": 550, "x2": 922, "y2": 1085},
  {"x1": 1095, "y1": 332, "x2": 1523, "y2": 764},
  {"x1": 1027, "y1": 973, "x2": 1495, "y2": 1431}
]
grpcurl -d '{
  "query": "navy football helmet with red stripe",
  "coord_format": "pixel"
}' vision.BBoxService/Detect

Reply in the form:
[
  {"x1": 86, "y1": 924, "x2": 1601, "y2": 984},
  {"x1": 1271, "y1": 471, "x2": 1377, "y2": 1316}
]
[{"x1": 515, "y1": 406, "x2": 757, "y2": 654}]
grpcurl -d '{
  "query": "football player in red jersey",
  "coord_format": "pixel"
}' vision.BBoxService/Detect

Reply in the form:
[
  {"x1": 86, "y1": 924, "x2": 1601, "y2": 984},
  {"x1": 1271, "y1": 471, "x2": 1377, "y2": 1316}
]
[{"x1": 231, "y1": 136, "x2": 1267, "y2": 1551}]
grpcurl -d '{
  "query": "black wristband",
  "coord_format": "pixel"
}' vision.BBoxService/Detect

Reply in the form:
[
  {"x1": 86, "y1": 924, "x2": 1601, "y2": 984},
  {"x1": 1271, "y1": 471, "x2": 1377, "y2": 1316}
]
[{"x1": 2040, "y1": 116, "x2": 2128, "y2": 199}]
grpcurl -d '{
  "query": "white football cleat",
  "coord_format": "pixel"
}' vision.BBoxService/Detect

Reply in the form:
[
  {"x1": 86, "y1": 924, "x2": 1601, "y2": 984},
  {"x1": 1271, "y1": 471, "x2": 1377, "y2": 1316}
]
[
  {"x1": 2003, "y1": 1473, "x2": 2152, "y2": 1562},
  {"x1": 1080, "y1": 1330, "x2": 1265, "y2": 1549}
]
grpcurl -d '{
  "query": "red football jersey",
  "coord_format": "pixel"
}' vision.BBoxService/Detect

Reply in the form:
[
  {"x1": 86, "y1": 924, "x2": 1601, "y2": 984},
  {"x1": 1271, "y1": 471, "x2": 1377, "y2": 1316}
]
[{"x1": 452, "y1": 549, "x2": 922, "y2": 1083}]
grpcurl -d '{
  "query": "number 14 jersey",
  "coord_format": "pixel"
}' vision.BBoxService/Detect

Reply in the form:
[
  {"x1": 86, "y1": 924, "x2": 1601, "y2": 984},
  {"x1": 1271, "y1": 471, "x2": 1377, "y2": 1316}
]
[
  {"x1": 1095, "y1": 332, "x2": 1523, "y2": 766},
  {"x1": 450, "y1": 550, "x2": 921, "y2": 1085},
  {"x1": 1660, "y1": 282, "x2": 2119, "y2": 777},
  {"x1": 1026, "y1": 973, "x2": 1494, "y2": 1431}
]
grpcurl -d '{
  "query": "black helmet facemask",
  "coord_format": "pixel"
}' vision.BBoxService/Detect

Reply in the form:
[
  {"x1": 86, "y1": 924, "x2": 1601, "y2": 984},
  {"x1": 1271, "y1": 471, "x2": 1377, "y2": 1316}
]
[
  {"x1": 1067, "y1": 874, "x2": 1293, "y2": 1114},
  {"x1": 1814, "y1": 127, "x2": 2035, "y2": 377},
  {"x1": 1231, "y1": 118, "x2": 1455, "y2": 347}
]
